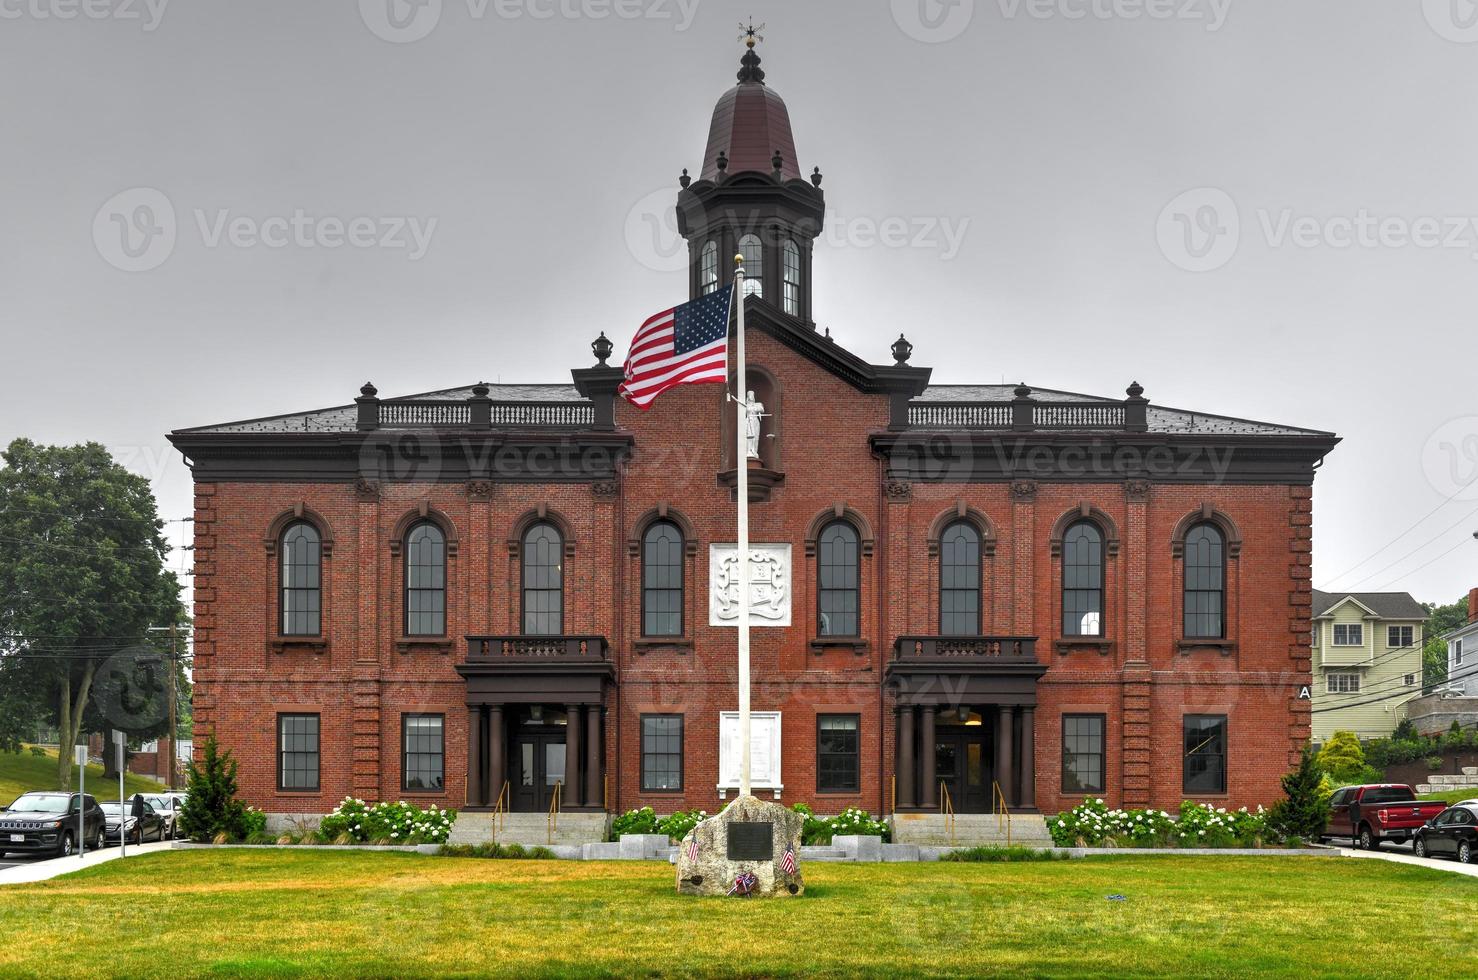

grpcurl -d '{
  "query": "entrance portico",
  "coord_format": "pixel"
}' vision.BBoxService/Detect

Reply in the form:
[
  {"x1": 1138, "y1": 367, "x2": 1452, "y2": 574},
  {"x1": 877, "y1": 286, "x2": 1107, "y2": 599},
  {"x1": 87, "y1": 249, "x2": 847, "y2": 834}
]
[
  {"x1": 457, "y1": 635, "x2": 613, "y2": 813},
  {"x1": 886, "y1": 636, "x2": 1046, "y2": 813}
]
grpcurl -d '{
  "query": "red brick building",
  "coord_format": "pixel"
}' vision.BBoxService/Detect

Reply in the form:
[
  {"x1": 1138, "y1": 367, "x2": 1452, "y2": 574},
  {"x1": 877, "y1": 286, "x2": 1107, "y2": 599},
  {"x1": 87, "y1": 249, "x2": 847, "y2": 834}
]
[{"x1": 170, "y1": 45, "x2": 1338, "y2": 827}]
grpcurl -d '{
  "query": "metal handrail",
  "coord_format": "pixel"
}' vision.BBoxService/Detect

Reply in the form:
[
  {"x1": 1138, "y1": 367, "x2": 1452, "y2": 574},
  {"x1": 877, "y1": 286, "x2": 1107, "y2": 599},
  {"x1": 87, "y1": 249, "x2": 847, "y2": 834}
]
[
  {"x1": 547, "y1": 780, "x2": 562, "y2": 845},
  {"x1": 490, "y1": 780, "x2": 510, "y2": 838},
  {"x1": 940, "y1": 780, "x2": 955, "y2": 846},
  {"x1": 992, "y1": 780, "x2": 1013, "y2": 847}
]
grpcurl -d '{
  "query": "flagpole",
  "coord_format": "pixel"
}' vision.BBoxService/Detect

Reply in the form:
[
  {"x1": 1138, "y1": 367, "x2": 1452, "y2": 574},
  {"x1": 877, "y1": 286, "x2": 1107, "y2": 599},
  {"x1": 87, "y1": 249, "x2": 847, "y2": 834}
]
[{"x1": 733, "y1": 256, "x2": 751, "y2": 799}]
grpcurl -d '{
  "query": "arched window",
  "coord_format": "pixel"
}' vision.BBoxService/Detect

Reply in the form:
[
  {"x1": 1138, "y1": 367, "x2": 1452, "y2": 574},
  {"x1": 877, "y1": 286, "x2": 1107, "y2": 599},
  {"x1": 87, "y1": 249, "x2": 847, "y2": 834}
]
[
  {"x1": 1183, "y1": 523, "x2": 1225, "y2": 638},
  {"x1": 738, "y1": 234, "x2": 763, "y2": 297},
  {"x1": 782, "y1": 239, "x2": 801, "y2": 315},
  {"x1": 1062, "y1": 521, "x2": 1104, "y2": 637},
  {"x1": 939, "y1": 520, "x2": 981, "y2": 635},
  {"x1": 817, "y1": 521, "x2": 860, "y2": 637},
  {"x1": 641, "y1": 520, "x2": 684, "y2": 637},
  {"x1": 280, "y1": 521, "x2": 321, "y2": 636},
  {"x1": 404, "y1": 521, "x2": 446, "y2": 636},
  {"x1": 699, "y1": 240, "x2": 719, "y2": 295},
  {"x1": 522, "y1": 523, "x2": 563, "y2": 635}
]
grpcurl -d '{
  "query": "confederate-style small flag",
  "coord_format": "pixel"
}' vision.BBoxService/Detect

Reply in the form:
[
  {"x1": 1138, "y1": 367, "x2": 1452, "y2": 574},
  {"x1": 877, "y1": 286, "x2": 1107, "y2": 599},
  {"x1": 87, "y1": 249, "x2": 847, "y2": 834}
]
[
  {"x1": 780, "y1": 842, "x2": 796, "y2": 875},
  {"x1": 617, "y1": 286, "x2": 733, "y2": 410}
]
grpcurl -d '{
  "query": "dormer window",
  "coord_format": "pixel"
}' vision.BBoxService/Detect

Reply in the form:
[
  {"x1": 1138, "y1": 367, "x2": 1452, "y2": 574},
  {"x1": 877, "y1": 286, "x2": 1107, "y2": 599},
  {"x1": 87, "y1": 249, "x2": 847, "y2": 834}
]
[
  {"x1": 699, "y1": 240, "x2": 719, "y2": 295},
  {"x1": 739, "y1": 234, "x2": 763, "y2": 297},
  {"x1": 782, "y1": 239, "x2": 801, "y2": 315}
]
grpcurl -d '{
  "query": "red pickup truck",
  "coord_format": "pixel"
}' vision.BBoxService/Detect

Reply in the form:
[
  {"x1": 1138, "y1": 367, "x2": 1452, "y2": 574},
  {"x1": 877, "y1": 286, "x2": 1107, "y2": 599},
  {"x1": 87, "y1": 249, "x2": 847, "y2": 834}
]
[{"x1": 1324, "y1": 784, "x2": 1448, "y2": 850}]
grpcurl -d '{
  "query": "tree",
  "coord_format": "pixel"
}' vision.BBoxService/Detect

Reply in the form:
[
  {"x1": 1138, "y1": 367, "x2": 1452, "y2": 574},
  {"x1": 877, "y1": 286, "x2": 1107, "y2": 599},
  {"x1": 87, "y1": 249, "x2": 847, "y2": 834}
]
[
  {"x1": 1269, "y1": 745, "x2": 1330, "y2": 842},
  {"x1": 0, "y1": 440, "x2": 184, "y2": 788},
  {"x1": 1316, "y1": 730, "x2": 1367, "y2": 782},
  {"x1": 1422, "y1": 595, "x2": 1471, "y2": 691},
  {"x1": 176, "y1": 737, "x2": 248, "y2": 842}
]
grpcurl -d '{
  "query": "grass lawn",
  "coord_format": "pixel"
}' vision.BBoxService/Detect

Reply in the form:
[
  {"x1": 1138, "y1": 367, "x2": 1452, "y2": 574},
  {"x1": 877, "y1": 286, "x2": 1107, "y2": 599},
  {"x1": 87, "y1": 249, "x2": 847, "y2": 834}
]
[
  {"x1": 1420, "y1": 787, "x2": 1478, "y2": 805},
  {"x1": 1, "y1": 851, "x2": 1476, "y2": 977},
  {"x1": 0, "y1": 746, "x2": 165, "y2": 806}
]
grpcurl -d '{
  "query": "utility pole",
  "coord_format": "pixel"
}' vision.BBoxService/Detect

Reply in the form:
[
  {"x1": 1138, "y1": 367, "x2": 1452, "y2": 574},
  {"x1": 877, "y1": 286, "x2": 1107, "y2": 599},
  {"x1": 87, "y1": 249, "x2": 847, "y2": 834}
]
[{"x1": 166, "y1": 622, "x2": 179, "y2": 791}]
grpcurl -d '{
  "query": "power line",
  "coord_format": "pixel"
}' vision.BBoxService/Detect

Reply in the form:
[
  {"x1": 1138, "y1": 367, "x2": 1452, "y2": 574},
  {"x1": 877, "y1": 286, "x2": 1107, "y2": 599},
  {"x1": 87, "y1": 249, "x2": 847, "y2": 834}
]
[
  {"x1": 1320, "y1": 469, "x2": 1478, "y2": 585},
  {"x1": 1325, "y1": 505, "x2": 1478, "y2": 591},
  {"x1": 1370, "y1": 536, "x2": 1474, "y2": 591},
  {"x1": 1312, "y1": 660, "x2": 1478, "y2": 713}
]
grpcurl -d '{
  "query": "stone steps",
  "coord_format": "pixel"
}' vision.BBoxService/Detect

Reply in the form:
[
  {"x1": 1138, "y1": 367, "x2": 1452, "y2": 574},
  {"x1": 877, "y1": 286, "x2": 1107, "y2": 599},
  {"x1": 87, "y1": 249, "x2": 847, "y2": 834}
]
[
  {"x1": 890, "y1": 812, "x2": 1054, "y2": 846},
  {"x1": 447, "y1": 811, "x2": 610, "y2": 847}
]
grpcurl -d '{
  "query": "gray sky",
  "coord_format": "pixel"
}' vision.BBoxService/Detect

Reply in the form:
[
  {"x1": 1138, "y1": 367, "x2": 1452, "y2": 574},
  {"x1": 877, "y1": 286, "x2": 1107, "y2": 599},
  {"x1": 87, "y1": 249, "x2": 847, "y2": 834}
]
[{"x1": 3, "y1": 0, "x2": 1477, "y2": 608}]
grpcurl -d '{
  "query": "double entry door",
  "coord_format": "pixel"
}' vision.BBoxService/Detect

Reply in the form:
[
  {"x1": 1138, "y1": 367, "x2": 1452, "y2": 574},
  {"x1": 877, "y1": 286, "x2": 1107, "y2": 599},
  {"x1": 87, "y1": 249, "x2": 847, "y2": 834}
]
[
  {"x1": 508, "y1": 727, "x2": 566, "y2": 812},
  {"x1": 936, "y1": 728, "x2": 992, "y2": 814}
]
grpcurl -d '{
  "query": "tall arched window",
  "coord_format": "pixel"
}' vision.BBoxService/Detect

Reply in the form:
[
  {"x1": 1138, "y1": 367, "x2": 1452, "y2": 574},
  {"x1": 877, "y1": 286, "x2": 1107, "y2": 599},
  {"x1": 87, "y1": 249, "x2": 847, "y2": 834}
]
[
  {"x1": 1183, "y1": 523, "x2": 1225, "y2": 638},
  {"x1": 280, "y1": 521, "x2": 321, "y2": 636},
  {"x1": 699, "y1": 240, "x2": 719, "y2": 295},
  {"x1": 939, "y1": 520, "x2": 981, "y2": 635},
  {"x1": 1062, "y1": 521, "x2": 1104, "y2": 637},
  {"x1": 522, "y1": 523, "x2": 563, "y2": 635},
  {"x1": 782, "y1": 239, "x2": 801, "y2": 315},
  {"x1": 817, "y1": 521, "x2": 860, "y2": 637},
  {"x1": 404, "y1": 521, "x2": 446, "y2": 636},
  {"x1": 641, "y1": 521, "x2": 684, "y2": 637},
  {"x1": 738, "y1": 234, "x2": 763, "y2": 297}
]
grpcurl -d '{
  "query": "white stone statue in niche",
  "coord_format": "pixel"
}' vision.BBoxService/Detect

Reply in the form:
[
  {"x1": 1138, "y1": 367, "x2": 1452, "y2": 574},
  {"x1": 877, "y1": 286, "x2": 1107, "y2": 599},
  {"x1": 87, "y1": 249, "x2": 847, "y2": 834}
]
[{"x1": 743, "y1": 389, "x2": 766, "y2": 461}]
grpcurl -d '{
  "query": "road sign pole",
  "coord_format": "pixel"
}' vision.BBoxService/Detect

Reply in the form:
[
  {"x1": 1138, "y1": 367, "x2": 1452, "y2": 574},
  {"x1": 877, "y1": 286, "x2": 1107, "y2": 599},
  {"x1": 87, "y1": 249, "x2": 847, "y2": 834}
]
[
  {"x1": 115, "y1": 731, "x2": 127, "y2": 858},
  {"x1": 75, "y1": 744, "x2": 88, "y2": 859}
]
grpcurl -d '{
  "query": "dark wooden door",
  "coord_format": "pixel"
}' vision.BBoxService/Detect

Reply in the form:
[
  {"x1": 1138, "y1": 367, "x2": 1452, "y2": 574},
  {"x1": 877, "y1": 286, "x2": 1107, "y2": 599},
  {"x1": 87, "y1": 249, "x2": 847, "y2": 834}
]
[
  {"x1": 508, "y1": 728, "x2": 567, "y2": 812},
  {"x1": 935, "y1": 729, "x2": 991, "y2": 814}
]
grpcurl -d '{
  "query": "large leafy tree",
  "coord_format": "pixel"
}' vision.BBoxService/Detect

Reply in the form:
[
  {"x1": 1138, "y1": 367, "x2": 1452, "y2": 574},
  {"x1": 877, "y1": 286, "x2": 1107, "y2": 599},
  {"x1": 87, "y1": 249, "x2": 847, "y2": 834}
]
[
  {"x1": 0, "y1": 439, "x2": 184, "y2": 788},
  {"x1": 1422, "y1": 594, "x2": 1471, "y2": 691}
]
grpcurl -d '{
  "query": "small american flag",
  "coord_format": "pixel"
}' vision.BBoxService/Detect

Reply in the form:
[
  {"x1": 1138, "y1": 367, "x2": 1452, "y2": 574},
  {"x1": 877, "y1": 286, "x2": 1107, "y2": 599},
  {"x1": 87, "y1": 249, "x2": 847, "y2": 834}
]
[
  {"x1": 685, "y1": 835, "x2": 700, "y2": 862},
  {"x1": 617, "y1": 286, "x2": 734, "y2": 410},
  {"x1": 780, "y1": 842, "x2": 796, "y2": 876}
]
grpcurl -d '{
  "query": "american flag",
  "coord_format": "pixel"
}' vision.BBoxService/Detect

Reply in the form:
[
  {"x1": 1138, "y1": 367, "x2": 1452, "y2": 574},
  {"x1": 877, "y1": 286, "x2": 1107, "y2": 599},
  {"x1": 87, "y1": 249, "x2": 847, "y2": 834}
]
[
  {"x1": 780, "y1": 842, "x2": 796, "y2": 875},
  {"x1": 685, "y1": 835, "x2": 700, "y2": 862},
  {"x1": 617, "y1": 286, "x2": 734, "y2": 410}
]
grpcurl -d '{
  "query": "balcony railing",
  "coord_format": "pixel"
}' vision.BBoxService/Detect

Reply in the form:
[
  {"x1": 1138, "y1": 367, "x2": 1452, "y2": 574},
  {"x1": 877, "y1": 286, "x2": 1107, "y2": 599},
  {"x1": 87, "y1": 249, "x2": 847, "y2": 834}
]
[
  {"x1": 465, "y1": 635, "x2": 610, "y2": 662},
  {"x1": 893, "y1": 635, "x2": 1038, "y2": 662},
  {"x1": 904, "y1": 384, "x2": 1147, "y2": 432},
  {"x1": 356, "y1": 382, "x2": 596, "y2": 431}
]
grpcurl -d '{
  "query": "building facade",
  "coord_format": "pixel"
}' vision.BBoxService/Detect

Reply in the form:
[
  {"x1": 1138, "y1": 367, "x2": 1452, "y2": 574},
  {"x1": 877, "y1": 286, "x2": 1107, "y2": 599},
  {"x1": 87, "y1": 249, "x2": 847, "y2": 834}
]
[
  {"x1": 1442, "y1": 588, "x2": 1478, "y2": 697},
  {"x1": 1308, "y1": 591, "x2": 1427, "y2": 740},
  {"x1": 170, "y1": 46, "x2": 1339, "y2": 823}
]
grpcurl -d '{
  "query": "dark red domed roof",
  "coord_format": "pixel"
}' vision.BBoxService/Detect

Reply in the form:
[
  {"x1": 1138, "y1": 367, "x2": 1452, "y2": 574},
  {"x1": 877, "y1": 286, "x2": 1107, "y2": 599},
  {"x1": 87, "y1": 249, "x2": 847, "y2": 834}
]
[{"x1": 699, "y1": 48, "x2": 801, "y2": 182}]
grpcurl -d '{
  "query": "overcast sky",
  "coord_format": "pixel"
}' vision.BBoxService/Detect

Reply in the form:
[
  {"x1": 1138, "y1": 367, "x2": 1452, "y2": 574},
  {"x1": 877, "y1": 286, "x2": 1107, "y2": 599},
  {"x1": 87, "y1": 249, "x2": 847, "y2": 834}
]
[{"x1": 2, "y1": 0, "x2": 1476, "y2": 609}]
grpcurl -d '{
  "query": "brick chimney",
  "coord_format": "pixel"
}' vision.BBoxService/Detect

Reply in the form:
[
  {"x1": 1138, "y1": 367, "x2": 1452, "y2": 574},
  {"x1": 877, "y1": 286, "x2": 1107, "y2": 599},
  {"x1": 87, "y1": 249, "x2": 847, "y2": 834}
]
[{"x1": 1469, "y1": 587, "x2": 1478, "y2": 624}]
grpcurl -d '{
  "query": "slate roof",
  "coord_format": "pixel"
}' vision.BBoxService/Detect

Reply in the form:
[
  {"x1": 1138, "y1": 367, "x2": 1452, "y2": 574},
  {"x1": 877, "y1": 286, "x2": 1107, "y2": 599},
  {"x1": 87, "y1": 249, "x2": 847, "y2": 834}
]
[
  {"x1": 916, "y1": 385, "x2": 1332, "y2": 437},
  {"x1": 1310, "y1": 590, "x2": 1430, "y2": 621},
  {"x1": 177, "y1": 383, "x2": 583, "y2": 434}
]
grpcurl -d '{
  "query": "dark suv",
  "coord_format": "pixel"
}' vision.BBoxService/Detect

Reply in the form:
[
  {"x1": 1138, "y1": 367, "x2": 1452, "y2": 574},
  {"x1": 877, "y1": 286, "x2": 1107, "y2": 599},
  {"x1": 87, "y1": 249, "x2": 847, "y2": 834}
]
[{"x1": 0, "y1": 792, "x2": 106, "y2": 857}]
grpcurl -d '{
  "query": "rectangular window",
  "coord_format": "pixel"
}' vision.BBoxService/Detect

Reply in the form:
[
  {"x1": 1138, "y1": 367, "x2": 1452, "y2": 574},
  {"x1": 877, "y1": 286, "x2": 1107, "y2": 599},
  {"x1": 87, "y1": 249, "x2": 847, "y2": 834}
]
[
  {"x1": 640, "y1": 714, "x2": 683, "y2": 792},
  {"x1": 1332, "y1": 623, "x2": 1363, "y2": 646},
  {"x1": 1404, "y1": 673, "x2": 1417, "y2": 687},
  {"x1": 1388, "y1": 625, "x2": 1414, "y2": 649},
  {"x1": 1326, "y1": 672, "x2": 1361, "y2": 694},
  {"x1": 1061, "y1": 714, "x2": 1106, "y2": 795},
  {"x1": 1183, "y1": 714, "x2": 1227, "y2": 795},
  {"x1": 401, "y1": 714, "x2": 444, "y2": 792},
  {"x1": 1457, "y1": 639, "x2": 1464, "y2": 665},
  {"x1": 1311, "y1": 624, "x2": 1319, "y2": 647},
  {"x1": 816, "y1": 714, "x2": 860, "y2": 793},
  {"x1": 277, "y1": 713, "x2": 320, "y2": 792}
]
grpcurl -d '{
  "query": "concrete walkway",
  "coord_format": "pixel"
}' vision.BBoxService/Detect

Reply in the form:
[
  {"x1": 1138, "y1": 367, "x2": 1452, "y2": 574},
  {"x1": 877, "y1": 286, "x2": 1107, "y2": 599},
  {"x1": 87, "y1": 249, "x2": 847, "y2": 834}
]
[
  {"x1": 0, "y1": 841, "x2": 173, "y2": 886},
  {"x1": 1338, "y1": 846, "x2": 1478, "y2": 879}
]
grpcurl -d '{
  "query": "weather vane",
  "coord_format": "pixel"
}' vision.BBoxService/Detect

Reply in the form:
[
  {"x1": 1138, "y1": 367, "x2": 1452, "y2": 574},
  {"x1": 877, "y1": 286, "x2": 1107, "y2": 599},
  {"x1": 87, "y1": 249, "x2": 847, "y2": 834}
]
[{"x1": 739, "y1": 19, "x2": 765, "y2": 48}]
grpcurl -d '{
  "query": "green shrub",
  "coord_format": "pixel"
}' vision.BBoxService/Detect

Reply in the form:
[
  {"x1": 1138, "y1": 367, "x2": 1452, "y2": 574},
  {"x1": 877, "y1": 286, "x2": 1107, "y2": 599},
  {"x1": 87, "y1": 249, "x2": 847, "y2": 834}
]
[
  {"x1": 1267, "y1": 745, "x2": 1330, "y2": 842},
  {"x1": 244, "y1": 831, "x2": 276, "y2": 845},
  {"x1": 437, "y1": 842, "x2": 556, "y2": 859},
  {"x1": 317, "y1": 798, "x2": 456, "y2": 844},
  {"x1": 176, "y1": 737, "x2": 250, "y2": 842},
  {"x1": 28, "y1": 745, "x2": 45, "y2": 757},
  {"x1": 1317, "y1": 731, "x2": 1368, "y2": 783},
  {"x1": 792, "y1": 803, "x2": 890, "y2": 844},
  {"x1": 610, "y1": 806, "x2": 659, "y2": 838},
  {"x1": 657, "y1": 809, "x2": 706, "y2": 842},
  {"x1": 242, "y1": 806, "x2": 268, "y2": 838},
  {"x1": 1049, "y1": 798, "x2": 1274, "y2": 848},
  {"x1": 1427, "y1": 756, "x2": 1445, "y2": 771},
  {"x1": 940, "y1": 846, "x2": 1066, "y2": 862}
]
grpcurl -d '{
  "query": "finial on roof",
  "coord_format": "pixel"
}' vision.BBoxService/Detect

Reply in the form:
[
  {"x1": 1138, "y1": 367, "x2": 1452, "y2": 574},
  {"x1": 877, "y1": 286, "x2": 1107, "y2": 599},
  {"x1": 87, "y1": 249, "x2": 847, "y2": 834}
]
[
  {"x1": 360, "y1": 382, "x2": 378, "y2": 397},
  {"x1": 592, "y1": 331, "x2": 614, "y2": 366},
  {"x1": 891, "y1": 333, "x2": 913, "y2": 365},
  {"x1": 772, "y1": 149, "x2": 784, "y2": 173},
  {"x1": 679, "y1": 168, "x2": 691, "y2": 189},
  {"x1": 736, "y1": 20, "x2": 766, "y2": 84},
  {"x1": 1126, "y1": 381, "x2": 1145, "y2": 399},
  {"x1": 1013, "y1": 382, "x2": 1032, "y2": 400},
  {"x1": 715, "y1": 150, "x2": 728, "y2": 173},
  {"x1": 472, "y1": 382, "x2": 489, "y2": 398},
  {"x1": 811, "y1": 167, "x2": 823, "y2": 187}
]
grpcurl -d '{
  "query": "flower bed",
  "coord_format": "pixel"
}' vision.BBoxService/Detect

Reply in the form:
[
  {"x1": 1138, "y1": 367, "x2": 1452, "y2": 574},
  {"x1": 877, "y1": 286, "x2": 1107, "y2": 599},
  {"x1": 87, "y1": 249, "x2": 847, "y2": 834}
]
[
  {"x1": 311, "y1": 798, "x2": 457, "y2": 845},
  {"x1": 1049, "y1": 799, "x2": 1291, "y2": 848}
]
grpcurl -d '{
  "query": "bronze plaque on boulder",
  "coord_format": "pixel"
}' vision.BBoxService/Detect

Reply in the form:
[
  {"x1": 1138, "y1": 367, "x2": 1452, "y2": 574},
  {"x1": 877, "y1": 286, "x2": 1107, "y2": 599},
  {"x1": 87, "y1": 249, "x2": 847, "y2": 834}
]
[{"x1": 727, "y1": 821, "x2": 774, "y2": 861}]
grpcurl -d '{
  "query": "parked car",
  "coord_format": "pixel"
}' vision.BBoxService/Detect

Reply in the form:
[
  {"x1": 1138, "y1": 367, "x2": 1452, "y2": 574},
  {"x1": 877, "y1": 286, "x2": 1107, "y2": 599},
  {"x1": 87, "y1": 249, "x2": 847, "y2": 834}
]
[
  {"x1": 0, "y1": 792, "x2": 106, "y2": 857},
  {"x1": 101, "y1": 798, "x2": 168, "y2": 846},
  {"x1": 141, "y1": 794, "x2": 182, "y2": 839},
  {"x1": 1324, "y1": 784, "x2": 1449, "y2": 850},
  {"x1": 1414, "y1": 804, "x2": 1478, "y2": 863}
]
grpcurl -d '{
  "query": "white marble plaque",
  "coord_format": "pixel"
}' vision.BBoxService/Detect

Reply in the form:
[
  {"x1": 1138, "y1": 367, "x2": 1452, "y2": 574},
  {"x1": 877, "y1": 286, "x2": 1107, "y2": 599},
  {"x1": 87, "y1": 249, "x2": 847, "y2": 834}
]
[
  {"x1": 717, "y1": 711, "x2": 783, "y2": 790},
  {"x1": 709, "y1": 543, "x2": 792, "y2": 627}
]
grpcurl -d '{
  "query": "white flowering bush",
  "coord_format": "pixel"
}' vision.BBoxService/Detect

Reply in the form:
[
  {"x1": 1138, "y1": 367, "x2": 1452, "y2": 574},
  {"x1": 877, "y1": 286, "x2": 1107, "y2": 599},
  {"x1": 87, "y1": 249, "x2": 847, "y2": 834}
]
[
  {"x1": 317, "y1": 798, "x2": 457, "y2": 844},
  {"x1": 1049, "y1": 798, "x2": 1271, "y2": 848},
  {"x1": 793, "y1": 803, "x2": 891, "y2": 844}
]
